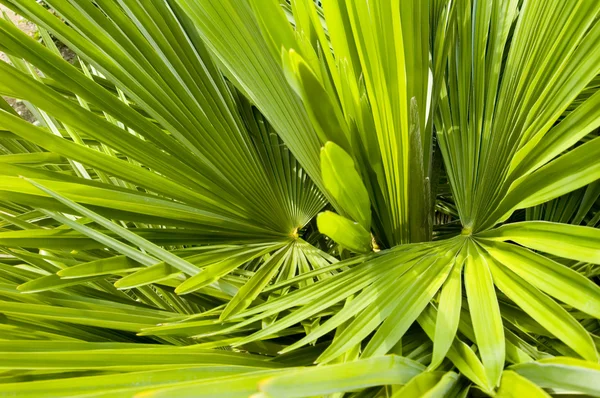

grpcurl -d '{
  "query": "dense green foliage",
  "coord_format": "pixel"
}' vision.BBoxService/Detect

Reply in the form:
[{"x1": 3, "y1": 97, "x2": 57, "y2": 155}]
[{"x1": 0, "y1": 0, "x2": 600, "y2": 396}]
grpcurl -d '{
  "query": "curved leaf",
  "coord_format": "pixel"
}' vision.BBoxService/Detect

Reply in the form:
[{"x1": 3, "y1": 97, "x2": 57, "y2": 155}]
[
  {"x1": 510, "y1": 357, "x2": 600, "y2": 397},
  {"x1": 465, "y1": 242, "x2": 505, "y2": 388},
  {"x1": 258, "y1": 356, "x2": 424, "y2": 398},
  {"x1": 478, "y1": 221, "x2": 600, "y2": 263},
  {"x1": 317, "y1": 211, "x2": 372, "y2": 253},
  {"x1": 487, "y1": 253, "x2": 598, "y2": 362},
  {"x1": 481, "y1": 239, "x2": 600, "y2": 318},
  {"x1": 321, "y1": 141, "x2": 371, "y2": 230},
  {"x1": 497, "y1": 370, "x2": 551, "y2": 398}
]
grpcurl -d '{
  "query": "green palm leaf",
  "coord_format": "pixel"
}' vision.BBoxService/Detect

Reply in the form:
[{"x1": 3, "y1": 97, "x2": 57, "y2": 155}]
[{"x1": 0, "y1": 0, "x2": 599, "y2": 396}]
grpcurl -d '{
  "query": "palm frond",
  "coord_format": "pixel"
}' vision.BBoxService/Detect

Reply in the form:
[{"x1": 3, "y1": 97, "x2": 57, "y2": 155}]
[{"x1": 0, "y1": 0, "x2": 599, "y2": 396}]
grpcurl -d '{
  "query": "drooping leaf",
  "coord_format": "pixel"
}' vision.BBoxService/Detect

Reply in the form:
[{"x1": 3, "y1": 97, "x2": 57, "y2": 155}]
[
  {"x1": 258, "y1": 356, "x2": 424, "y2": 398},
  {"x1": 464, "y1": 241, "x2": 505, "y2": 388},
  {"x1": 487, "y1": 252, "x2": 598, "y2": 362},
  {"x1": 321, "y1": 141, "x2": 371, "y2": 230},
  {"x1": 478, "y1": 221, "x2": 600, "y2": 264},
  {"x1": 510, "y1": 357, "x2": 600, "y2": 397},
  {"x1": 317, "y1": 211, "x2": 372, "y2": 253},
  {"x1": 497, "y1": 370, "x2": 551, "y2": 398},
  {"x1": 481, "y1": 239, "x2": 600, "y2": 318}
]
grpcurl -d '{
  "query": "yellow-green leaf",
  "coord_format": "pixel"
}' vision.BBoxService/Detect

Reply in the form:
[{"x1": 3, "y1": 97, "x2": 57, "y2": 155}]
[
  {"x1": 317, "y1": 211, "x2": 371, "y2": 253},
  {"x1": 321, "y1": 141, "x2": 371, "y2": 230}
]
